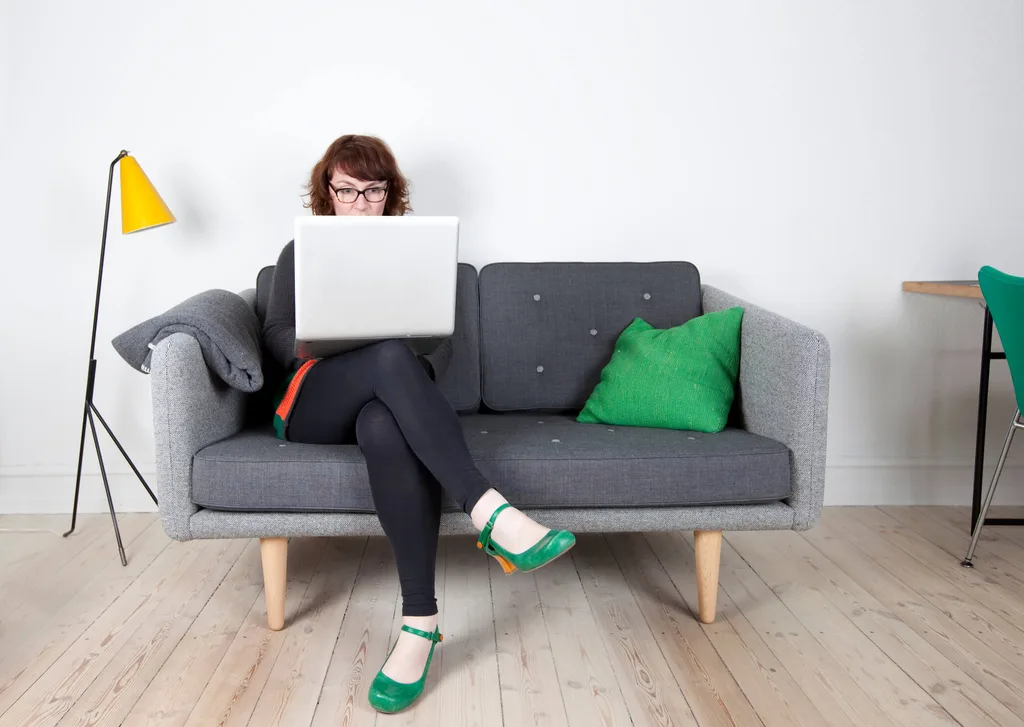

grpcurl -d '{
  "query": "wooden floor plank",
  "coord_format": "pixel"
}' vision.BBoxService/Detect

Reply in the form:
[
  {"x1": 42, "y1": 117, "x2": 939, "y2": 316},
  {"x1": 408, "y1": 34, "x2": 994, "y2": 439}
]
[
  {"x1": 888, "y1": 506, "x2": 1024, "y2": 568},
  {"x1": 571, "y1": 534, "x2": 699, "y2": 727},
  {"x1": 0, "y1": 514, "x2": 106, "y2": 585},
  {"x1": 646, "y1": 532, "x2": 838, "y2": 727},
  {"x1": 699, "y1": 532, "x2": 900, "y2": 727},
  {"x1": 0, "y1": 514, "x2": 153, "y2": 619},
  {"x1": 248, "y1": 537, "x2": 364, "y2": 727},
  {"x1": 980, "y1": 507, "x2": 1024, "y2": 545},
  {"x1": 0, "y1": 535, "x2": 211, "y2": 727},
  {"x1": 121, "y1": 539, "x2": 266, "y2": 727},
  {"x1": 534, "y1": 539, "x2": 634, "y2": 727},
  {"x1": 488, "y1": 545, "x2": 570, "y2": 727},
  {"x1": 606, "y1": 533, "x2": 762, "y2": 727},
  {"x1": 854, "y1": 508, "x2": 1024, "y2": 635},
  {"x1": 310, "y1": 537, "x2": 399, "y2": 727},
  {"x1": 0, "y1": 515, "x2": 155, "y2": 673},
  {"x1": 920, "y1": 506, "x2": 1024, "y2": 564},
  {"x1": 839, "y1": 509, "x2": 1024, "y2": 667},
  {"x1": 181, "y1": 538, "x2": 326, "y2": 727},
  {"x1": 806, "y1": 511, "x2": 1024, "y2": 717},
  {"x1": 0, "y1": 518, "x2": 169, "y2": 718},
  {"x1": 945, "y1": 506, "x2": 1024, "y2": 547},
  {"x1": 773, "y1": 526, "x2": 1023, "y2": 727},
  {"x1": 4, "y1": 509, "x2": 1024, "y2": 727},
  {"x1": 732, "y1": 530, "x2": 999, "y2": 726},
  {"x1": 727, "y1": 530, "x2": 957, "y2": 726},
  {"x1": 883, "y1": 507, "x2": 1024, "y2": 618},
  {"x1": 53, "y1": 537, "x2": 249, "y2": 727},
  {"x1": 436, "y1": 536, "x2": 503, "y2": 727}
]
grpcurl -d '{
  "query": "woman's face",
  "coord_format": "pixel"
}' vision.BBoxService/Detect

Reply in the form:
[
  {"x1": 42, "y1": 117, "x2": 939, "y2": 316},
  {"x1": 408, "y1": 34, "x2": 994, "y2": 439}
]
[{"x1": 328, "y1": 169, "x2": 389, "y2": 216}]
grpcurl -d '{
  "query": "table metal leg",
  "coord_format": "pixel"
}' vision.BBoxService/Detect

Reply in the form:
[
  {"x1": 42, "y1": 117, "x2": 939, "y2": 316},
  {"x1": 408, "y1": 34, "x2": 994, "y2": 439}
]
[
  {"x1": 971, "y1": 305, "x2": 1021, "y2": 533},
  {"x1": 972, "y1": 308, "x2": 993, "y2": 533}
]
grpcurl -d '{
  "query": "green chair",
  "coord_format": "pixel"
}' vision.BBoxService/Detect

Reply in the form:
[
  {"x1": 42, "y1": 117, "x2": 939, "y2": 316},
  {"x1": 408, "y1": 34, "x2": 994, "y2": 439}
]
[{"x1": 962, "y1": 265, "x2": 1024, "y2": 567}]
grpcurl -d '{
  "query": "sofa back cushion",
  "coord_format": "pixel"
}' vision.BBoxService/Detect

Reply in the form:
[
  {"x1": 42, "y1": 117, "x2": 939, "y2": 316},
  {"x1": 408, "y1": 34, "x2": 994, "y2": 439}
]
[
  {"x1": 255, "y1": 261, "x2": 481, "y2": 413},
  {"x1": 478, "y1": 262, "x2": 703, "y2": 411}
]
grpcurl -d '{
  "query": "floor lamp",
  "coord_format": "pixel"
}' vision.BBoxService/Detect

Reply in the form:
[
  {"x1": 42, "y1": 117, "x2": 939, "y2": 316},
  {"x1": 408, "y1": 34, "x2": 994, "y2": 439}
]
[{"x1": 64, "y1": 150, "x2": 176, "y2": 566}]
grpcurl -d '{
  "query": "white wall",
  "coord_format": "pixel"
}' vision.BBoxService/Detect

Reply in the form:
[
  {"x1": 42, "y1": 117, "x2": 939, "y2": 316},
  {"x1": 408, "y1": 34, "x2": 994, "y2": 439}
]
[
  {"x1": 0, "y1": 12, "x2": 9, "y2": 274},
  {"x1": 4, "y1": 0, "x2": 1024, "y2": 513},
  {"x1": 0, "y1": 2, "x2": 8, "y2": 164}
]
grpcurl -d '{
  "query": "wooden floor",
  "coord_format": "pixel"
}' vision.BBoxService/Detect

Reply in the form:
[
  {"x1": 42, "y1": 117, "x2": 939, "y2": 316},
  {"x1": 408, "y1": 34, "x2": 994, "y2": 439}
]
[{"x1": 2, "y1": 507, "x2": 1024, "y2": 726}]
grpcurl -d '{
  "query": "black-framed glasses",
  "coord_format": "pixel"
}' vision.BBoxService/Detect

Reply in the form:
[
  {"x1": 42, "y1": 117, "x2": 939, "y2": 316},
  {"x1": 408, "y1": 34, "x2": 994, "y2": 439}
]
[{"x1": 329, "y1": 183, "x2": 388, "y2": 204}]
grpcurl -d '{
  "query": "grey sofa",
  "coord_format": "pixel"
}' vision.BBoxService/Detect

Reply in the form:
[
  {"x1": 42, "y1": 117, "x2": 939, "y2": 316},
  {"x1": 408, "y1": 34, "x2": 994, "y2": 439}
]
[{"x1": 149, "y1": 261, "x2": 830, "y2": 630}]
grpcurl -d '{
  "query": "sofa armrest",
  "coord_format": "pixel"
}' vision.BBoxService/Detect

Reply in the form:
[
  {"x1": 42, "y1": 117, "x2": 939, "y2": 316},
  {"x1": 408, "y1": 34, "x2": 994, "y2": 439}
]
[
  {"x1": 150, "y1": 331, "x2": 248, "y2": 541},
  {"x1": 702, "y1": 285, "x2": 831, "y2": 530}
]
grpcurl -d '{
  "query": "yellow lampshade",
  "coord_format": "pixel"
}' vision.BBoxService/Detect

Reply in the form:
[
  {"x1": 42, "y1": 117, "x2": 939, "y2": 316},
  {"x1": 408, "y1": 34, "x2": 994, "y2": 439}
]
[{"x1": 119, "y1": 155, "x2": 175, "y2": 234}]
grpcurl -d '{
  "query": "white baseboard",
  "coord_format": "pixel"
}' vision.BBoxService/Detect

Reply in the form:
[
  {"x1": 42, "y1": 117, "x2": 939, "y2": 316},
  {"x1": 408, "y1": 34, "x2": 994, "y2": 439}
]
[
  {"x1": 1, "y1": 459, "x2": 1022, "y2": 514},
  {"x1": 0, "y1": 466, "x2": 160, "y2": 514},
  {"x1": 822, "y1": 456, "x2": 1024, "y2": 506}
]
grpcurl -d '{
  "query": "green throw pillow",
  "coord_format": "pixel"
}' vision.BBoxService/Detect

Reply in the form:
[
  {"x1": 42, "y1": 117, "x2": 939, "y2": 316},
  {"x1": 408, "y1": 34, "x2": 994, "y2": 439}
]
[{"x1": 577, "y1": 307, "x2": 743, "y2": 433}]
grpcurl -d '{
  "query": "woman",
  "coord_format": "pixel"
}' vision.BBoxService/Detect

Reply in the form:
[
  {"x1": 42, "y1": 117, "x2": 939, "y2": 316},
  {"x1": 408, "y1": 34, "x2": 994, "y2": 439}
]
[{"x1": 263, "y1": 134, "x2": 575, "y2": 714}]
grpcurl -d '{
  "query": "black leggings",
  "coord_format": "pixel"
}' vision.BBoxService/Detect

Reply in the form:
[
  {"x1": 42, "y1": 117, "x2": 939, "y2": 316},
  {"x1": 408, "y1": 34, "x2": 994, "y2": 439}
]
[{"x1": 286, "y1": 339, "x2": 492, "y2": 616}]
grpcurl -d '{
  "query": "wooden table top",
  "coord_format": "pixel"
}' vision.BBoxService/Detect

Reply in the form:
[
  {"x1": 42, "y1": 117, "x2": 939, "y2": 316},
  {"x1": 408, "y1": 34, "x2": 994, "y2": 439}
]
[{"x1": 902, "y1": 280, "x2": 983, "y2": 300}]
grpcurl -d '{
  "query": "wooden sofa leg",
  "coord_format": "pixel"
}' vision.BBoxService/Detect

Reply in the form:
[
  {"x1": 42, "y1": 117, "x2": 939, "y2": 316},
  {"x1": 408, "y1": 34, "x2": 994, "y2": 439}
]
[
  {"x1": 260, "y1": 537, "x2": 288, "y2": 631},
  {"x1": 694, "y1": 530, "x2": 722, "y2": 624}
]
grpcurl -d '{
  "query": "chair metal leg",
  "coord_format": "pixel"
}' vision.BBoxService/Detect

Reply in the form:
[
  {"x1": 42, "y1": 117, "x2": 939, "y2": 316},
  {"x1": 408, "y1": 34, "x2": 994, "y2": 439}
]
[{"x1": 962, "y1": 408, "x2": 1022, "y2": 567}]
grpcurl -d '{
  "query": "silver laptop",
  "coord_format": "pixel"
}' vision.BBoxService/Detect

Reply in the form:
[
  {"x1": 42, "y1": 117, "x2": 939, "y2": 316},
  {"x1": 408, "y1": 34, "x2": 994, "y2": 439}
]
[{"x1": 293, "y1": 215, "x2": 459, "y2": 358}]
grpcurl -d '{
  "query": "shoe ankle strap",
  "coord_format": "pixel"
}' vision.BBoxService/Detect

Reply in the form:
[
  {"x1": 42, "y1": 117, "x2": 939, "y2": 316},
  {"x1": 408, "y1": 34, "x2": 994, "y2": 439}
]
[
  {"x1": 401, "y1": 625, "x2": 443, "y2": 643},
  {"x1": 477, "y1": 502, "x2": 512, "y2": 552}
]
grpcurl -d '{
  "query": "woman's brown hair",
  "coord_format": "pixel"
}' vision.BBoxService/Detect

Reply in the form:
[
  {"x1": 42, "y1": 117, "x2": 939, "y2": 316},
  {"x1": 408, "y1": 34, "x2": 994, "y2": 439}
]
[{"x1": 305, "y1": 134, "x2": 412, "y2": 216}]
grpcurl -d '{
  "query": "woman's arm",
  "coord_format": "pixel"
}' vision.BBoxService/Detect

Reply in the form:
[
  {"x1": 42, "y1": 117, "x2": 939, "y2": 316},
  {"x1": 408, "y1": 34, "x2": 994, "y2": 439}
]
[{"x1": 262, "y1": 240, "x2": 300, "y2": 371}]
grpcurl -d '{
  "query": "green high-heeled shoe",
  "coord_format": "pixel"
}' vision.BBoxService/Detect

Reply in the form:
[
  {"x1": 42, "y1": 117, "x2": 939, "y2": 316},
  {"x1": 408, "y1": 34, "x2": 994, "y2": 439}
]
[
  {"x1": 477, "y1": 503, "x2": 576, "y2": 574},
  {"x1": 367, "y1": 624, "x2": 442, "y2": 714}
]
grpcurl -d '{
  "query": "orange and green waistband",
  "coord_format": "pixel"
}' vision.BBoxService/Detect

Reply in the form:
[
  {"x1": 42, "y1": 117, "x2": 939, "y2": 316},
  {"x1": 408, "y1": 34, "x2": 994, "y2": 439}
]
[{"x1": 273, "y1": 359, "x2": 320, "y2": 439}]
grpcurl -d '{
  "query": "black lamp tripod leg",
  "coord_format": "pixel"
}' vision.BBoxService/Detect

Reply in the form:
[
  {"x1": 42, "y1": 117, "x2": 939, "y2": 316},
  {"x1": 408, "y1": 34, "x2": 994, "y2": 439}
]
[
  {"x1": 90, "y1": 403, "x2": 158, "y2": 505},
  {"x1": 64, "y1": 400, "x2": 91, "y2": 538},
  {"x1": 87, "y1": 406, "x2": 127, "y2": 567}
]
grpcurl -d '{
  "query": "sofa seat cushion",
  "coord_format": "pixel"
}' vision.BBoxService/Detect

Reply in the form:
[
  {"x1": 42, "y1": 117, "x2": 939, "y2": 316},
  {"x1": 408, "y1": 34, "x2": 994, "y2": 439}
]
[{"x1": 191, "y1": 414, "x2": 791, "y2": 513}]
